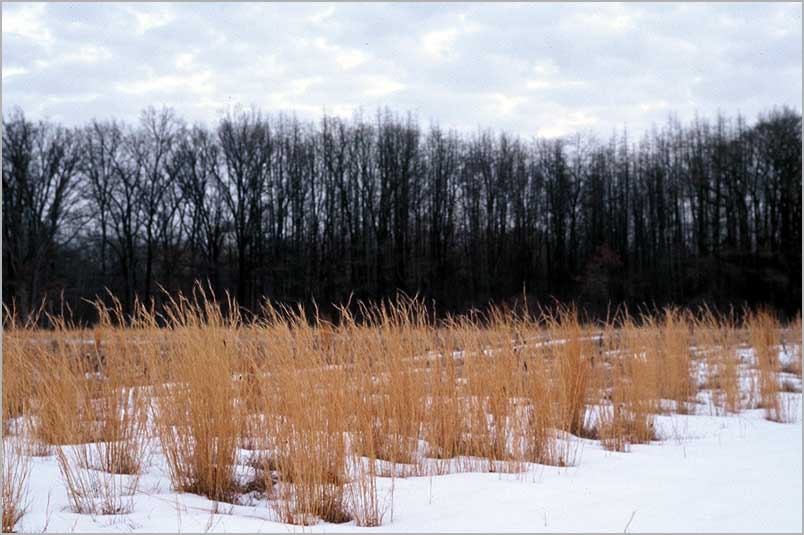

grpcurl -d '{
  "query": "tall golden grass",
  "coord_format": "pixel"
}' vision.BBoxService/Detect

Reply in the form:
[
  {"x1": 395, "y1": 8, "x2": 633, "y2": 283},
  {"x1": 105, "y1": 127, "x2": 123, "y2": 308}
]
[
  {"x1": 748, "y1": 309, "x2": 800, "y2": 423},
  {"x1": 2, "y1": 437, "x2": 30, "y2": 533},
  {"x1": 2, "y1": 293, "x2": 800, "y2": 527},
  {"x1": 596, "y1": 316, "x2": 658, "y2": 452}
]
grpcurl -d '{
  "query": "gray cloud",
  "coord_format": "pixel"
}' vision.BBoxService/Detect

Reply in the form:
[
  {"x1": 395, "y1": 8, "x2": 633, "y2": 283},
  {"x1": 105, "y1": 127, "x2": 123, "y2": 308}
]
[{"x1": 2, "y1": 2, "x2": 800, "y2": 137}]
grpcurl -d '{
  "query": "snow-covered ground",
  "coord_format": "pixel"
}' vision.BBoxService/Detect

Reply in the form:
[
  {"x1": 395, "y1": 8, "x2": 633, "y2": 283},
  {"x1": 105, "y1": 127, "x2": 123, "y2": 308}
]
[
  {"x1": 13, "y1": 395, "x2": 800, "y2": 533},
  {"x1": 7, "y1": 341, "x2": 801, "y2": 533}
]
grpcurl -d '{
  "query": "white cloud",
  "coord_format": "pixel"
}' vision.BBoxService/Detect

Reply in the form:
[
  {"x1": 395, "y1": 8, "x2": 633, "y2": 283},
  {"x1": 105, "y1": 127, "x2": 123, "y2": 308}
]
[
  {"x1": 175, "y1": 53, "x2": 195, "y2": 70},
  {"x1": 331, "y1": 104, "x2": 355, "y2": 117},
  {"x1": 2, "y1": 66, "x2": 29, "y2": 80},
  {"x1": 490, "y1": 93, "x2": 526, "y2": 115},
  {"x1": 421, "y1": 11, "x2": 484, "y2": 61},
  {"x1": 45, "y1": 93, "x2": 100, "y2": 105},
  {"x1": 525, "y1": 79, "x2": 586, "y2": 91},
  {"x1": 289, "y1": 76, "x2": 323, "y2": 95},
  {"x1": 313, "y1": 38, "x2": 368, "y2": 70},
  {"x1": 131, "y1": 6, "x2": 174, "y2": 35},
  {"x1": 536, "y1": 111, "x2": 598, "y2": 138},
  {"x1": 115, "y1": 71, "x2": 214, "y2": 96},
  {"x1": 422, "y1": 28, "x2": 459, "y2": 60},
  {"x1": 566, "y1": 4, "x2": 641, "y2": 33},
  {"x1": 638, "y1": 100, "x2": 670, "y2": 113},
  {"x1": 64, "y1": 45, "x2": 112, "y2": 64},
  {"x1": 524, "y1": 60, "x2": 586, "y2": 92},
  {"x1": 335, "y1": 49, "x2": 367, "y2": 70},
  {"x1": 608, "y1": 14, "x2": 636, "y2": 32},
  {"x1": 309, "y1": 5, "x2": 336, "y2": 25},
  {"x1": 364, "y1": 77, "x2": 406, "y2": 97},
  {"x1": 2, "y1": 3, "x2": 799, "y2": 136},
  {"x1": 2, "y1": 3, "x2": 52, "y2": 44}
]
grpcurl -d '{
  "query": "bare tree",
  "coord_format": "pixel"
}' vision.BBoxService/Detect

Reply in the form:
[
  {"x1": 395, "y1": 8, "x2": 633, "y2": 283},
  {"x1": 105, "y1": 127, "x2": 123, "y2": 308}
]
[
  {"x1": 175, "y1": 125, "x2": 229, "y2": 291},
  {"x1": 216, "y1": 109, "x2": 272, "y2": 306},
  {"x1": 3, "y1": 106, "x2": 801, "y2": 320},
  {"x1": 2, "y1": 111, "x2": 83, "y2": 316}
]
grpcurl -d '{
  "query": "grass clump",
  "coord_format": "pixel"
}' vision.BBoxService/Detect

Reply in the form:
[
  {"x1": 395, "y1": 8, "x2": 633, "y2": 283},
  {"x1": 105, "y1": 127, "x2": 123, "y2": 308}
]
[{"x1": 3, "y1": 291, "x2": 801, "y2": 527}]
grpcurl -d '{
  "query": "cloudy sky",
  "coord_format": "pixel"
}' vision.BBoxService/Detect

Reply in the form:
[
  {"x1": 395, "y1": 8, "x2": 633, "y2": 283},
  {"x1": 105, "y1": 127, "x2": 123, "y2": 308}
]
[{"x1": 2, "y1": 2, "x2": 801, "y2": 138}]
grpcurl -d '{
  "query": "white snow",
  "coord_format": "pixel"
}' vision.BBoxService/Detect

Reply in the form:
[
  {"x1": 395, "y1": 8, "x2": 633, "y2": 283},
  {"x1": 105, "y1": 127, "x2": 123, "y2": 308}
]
[
  {"x1": 9, "y1": 344, "x2": 803, "y2": 533},
  {"x1": 10, "y1": 397, "x2": 799, "y2": 533}
]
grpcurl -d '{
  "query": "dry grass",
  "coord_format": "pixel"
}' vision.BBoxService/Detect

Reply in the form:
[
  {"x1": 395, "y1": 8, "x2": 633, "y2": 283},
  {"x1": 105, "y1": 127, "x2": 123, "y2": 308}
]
[
  {"x1": 696, "y1": 309, "x2": 741, "y2": 415},
  {"x1": 597, "y1": 317, "x2": 658, "y2": 452},
  {"x1": 150, "y1": 292, "x2": 247, "y2": 503},
  {"x1": 654, "y1": 309, "x2": 694, "y2": 414},
  {"x1": 749, "y1": 310, "x2": 784, "y2": 421},
  {"x1": 2, "y1": 438, "x2": 31, "y2": 532},
  {"x1": 260, "y1": 314, "x2": 351, "y2": 525},
  {"x1": 2, "y1": 293, "x2": 801, "y2": 526},
  {"x1": 13, "y1": 310, "x2": 150, "y2": 515},
  {"x1": 548, "y1": 309, "x2": 593, "y2": 437},
  {"x1": 781, "y1": 313, "x2": 802, "y2": 378},
  {"x1": 347, "y1": 455, "x2": 385, "y2": 527}
]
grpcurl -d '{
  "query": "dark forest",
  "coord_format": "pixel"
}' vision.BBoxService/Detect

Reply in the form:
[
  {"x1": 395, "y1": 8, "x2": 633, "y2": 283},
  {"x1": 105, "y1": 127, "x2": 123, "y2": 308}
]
[{"x1": 2, "y1": 106, "x2": 801, "y2": 322}]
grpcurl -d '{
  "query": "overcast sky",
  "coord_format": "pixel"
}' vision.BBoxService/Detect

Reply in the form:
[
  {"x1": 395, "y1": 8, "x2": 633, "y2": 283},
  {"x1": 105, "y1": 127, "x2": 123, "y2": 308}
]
[{"x1": 2, "y1": 2, "x2": 801, "y2": 138}]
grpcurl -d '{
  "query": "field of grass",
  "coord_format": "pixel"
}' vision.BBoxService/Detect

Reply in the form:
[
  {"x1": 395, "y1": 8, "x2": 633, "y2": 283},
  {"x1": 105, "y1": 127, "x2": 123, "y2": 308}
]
[{"x1": 2, "y1": 293, "x2": 802, "y2": 532}]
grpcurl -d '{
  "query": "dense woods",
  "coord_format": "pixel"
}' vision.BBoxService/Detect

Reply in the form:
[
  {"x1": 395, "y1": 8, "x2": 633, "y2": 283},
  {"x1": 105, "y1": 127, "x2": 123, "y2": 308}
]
[{"x1": 2, "y1": 106, "x2": 801, "y2": 322}]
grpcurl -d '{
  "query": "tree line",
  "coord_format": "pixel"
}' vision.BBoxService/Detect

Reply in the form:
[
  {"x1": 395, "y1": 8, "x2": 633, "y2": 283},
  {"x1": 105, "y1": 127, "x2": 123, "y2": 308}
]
[{"x1": 2, "y1": 106, "x2": 801, "y2": 322}]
